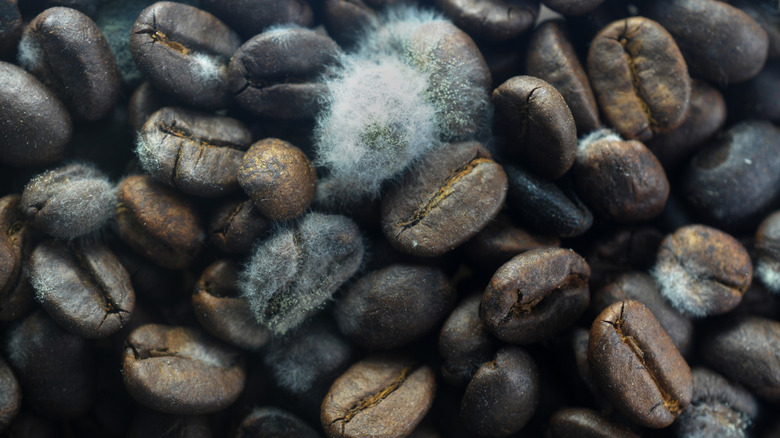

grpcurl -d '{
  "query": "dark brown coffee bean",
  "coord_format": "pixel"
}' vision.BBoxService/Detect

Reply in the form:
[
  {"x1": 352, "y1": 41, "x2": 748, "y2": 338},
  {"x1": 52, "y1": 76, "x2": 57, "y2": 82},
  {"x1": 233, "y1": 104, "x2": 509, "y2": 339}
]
[
  {"x1": 542, "y1": 0, "x2": 604, "y2": 15},
  {"x1": 323, "y1": 0, "x2": 377, "y2": 46},
  {"x1": 588, "y1": 300, "x2": 692, "y2": 428},
  {"x1": 434, "y1": 0, "x2": 539, "y2": 42},
  {"x1": 123, "y1": 324, "x2": 246, "y2": 414},
  {"x1": 116, "y1": 175, "x2": 205, "y2": 270},
  {"x1": 547, "y1": 408, "x2": 639, "y2": 438},
  {"x1": 682, "y1": 120, "x2": 780, "y2": 231},
  {"x1": 460, "y1": 346, "x2": 540, "y2": 437},
  {"x1": 725, "y1": 59, "x2": 780, "y2": 124},
  {"x1": 481, "y1": 247, "x2": 590, "y2": 344},
  {"x1": 136, "y1": 107, "x2": 252, "y2": 197},
  {"x1": 588, "y1": 17, "x2": 691, "y2": 141},
  {"x1": 573, "y1": 130, "x2": 670, "y2": 222},
  {"x1": 492, "y1": 76, "x2": 578, "y2": 179},
  {"x1": 237, "y1": 138, "x2": 316, "y2": 221},
  {"x1": 236, "y1": 407, "x2": 319, "y2": 438},
  {"x1": 0, "y1": 195, "x2": 34, "y2": 322},
  {"x1": 21, "y1": 163, "x2": 115, "y2": 239},
  {"x1": 699, "y1": 316, "x2": 780, "y2": 402},
  {"x1": 439, "y1": 293, "x2": 499, "y2": 387},
  {"x1": 228, "y1": 27, "x2": 341, "y2": 119},
  {"x1": 321, "y1": 354, "x2": 435, "y2": 438},
  {"x1": 201, "y1": 0, "x2": 313, "y2": 39},
  {"x1": 128, "y1": 82, "x2": 168, "y2": 133},
  {"x1": 18, "y1": 7, "x2": 120, "y2": 121},
  {"x1": 192, "y1": 260, "x2": 270, "y2": 350},
  {"x1": 0, "y1": 61, "x2": 71, "y2": 167},
  {"x1": 653, "y1": 225, "x2": 752, "y2": 317},
  {"x1": 586, "y1": 226, "x2": 664, "y2": 288},
  {"x1": 29, "y1": 240, "x2": 134, "y2": 338},
  {"x1": 757, "y1": 210, "x2": 780, "y2": 293},
  {"x1": 381, "y1": 142, "x2": 507, "y2": 257},
  {"x1": 129, "y1": 2, "x2": 241, "y2": 110},
  {"x1": 526, "y1": 20, "x2": 600, "y2": 134},
  {"x1": 0, "y1": 356, "x2": 20, "y2": 433},
  {"x1": 0, "y1": 0, "x2": 21, "y2": 55},
  {"x1": 127, "y1": 408, "x2": 211, "y2": 438},
  {"x1": 643, "y1": 0, "x2": 768, "y2": 84},
  {"x1": 335, "y1": 264, "x2": 456, "y2": 350},
  {"x1": 6, "y1": 310, "x2": 95, "y2": 419},
  {"x1": 208, "y1": 198, "x2": 271, "y2": 254},
  {"x1": 731, "y1": 0, "x2": 780, "y2": 59},
  {"x1": 567, "y1": 328, "x2": 612, "y2": 412}
]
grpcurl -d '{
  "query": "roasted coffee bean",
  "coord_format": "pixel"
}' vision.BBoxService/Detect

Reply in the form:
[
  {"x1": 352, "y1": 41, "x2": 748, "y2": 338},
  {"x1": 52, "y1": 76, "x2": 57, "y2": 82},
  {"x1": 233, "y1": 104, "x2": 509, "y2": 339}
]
[
  {"x1": 335, "y1": 264, "x2": 456, "y2": 350},
  {"x1": 228, "y1": 28, "x2": 341, "y2": 119},
  {"x1": 568, "y1": 327, "x2": 612, "y2": 412},
  {"x1": 547, "y1": 408, "x2": 639, "y2": 438},
  {"x1": 237, "y1": 138, "x2": 317, "y2": 221},
  {"x1": 6, "y1": 310, "x2": 95, "y2": 419},
  {"x1": 573, "y1": 130, "x2": 670, "y2": 222},
  {"x1": 29, "y1": 240, "x2": 134, "y2": 338},
  {"x1": 321, "y1": 354, "x2": 435, "y2": 438},
  {"x1": 127, "y1": 408, "x2": 211, "y2": 438},
  {"x1": 0, "y1": 61, "x2": 71, "y2": 167},
  {"x1": 460, "y1": 346, "x2": 540, "y2": 437},
  {"x1": 136, "y1": 107, "x2": 252, "y2": 197},
  {"x1": 236, "y1": 407, "x2": 319, "y2": 438},
  {"x1": 439, "y1": 293, "x2": 499, "y2": 387},
  {"x1": 592, "y1": 272, "x2": 694, "y2": 356},
  {"x1": 756, "y1": 210, "x2": 780, "y2": 293},
  {"x1": 504, "y1": 164, "x2": 593, "y2": 238},
  {"x1": 200, "y1": 0, "x2": 313, "y2": 39},
  {"x1": 463, "y1": 214, "x2": 560, "y2": 271},
  {"x1": 725, "y1": 59, "x2": 780, "y2": 124},
  {"x1": 525, "y1": 20, "x2": 600, "y2": 134},
  {"x1": 381, "y1": 142, "x2": 507, "y2": 257},
  {"x1": 115, "y1": 175, "x2": 205, "y2": 270},
  {"x1": 323, "y1": 0, "x2": 377, "y2": 46},
  {"x1": 481, "y1": 247, "x2": 590, "y2": 344},
  {"x1": 129, "y1": 2, "x2": 241, "y2": 110},
  {"x1": 20, "y1": 163, "x2": 115, "y2": 239},
  {"x1": 492, "y1": 76, "x2": 578, "y2": 179},
  {"x1": 589, "y1": 300, "x2": 692, "y2": 428},
  {"x1": 123, "y1": 324, "x2": 246, "y2": 414},
  {"x1": 0, "y1": 356, "x2": 20, "y2": 432},
  {"x1": 699, "y1": 316, "x2": 780, "y2": 402},
  {"x1": 731, "y1": 0, "x2": 780, "y2": 59},
  {"x1": 643, "y1": 0, "x2": 768, "y2": 83},
  {"x1": 588, "y1": 17, "x2": 690, "y2": 141},
  {"x1": 542, "y1": 0, "x2": 604, "y2": 16},
  {"x1": 434, "y1": 0, "x2": 539, "y2": 42},
  {"x1": 0, "y1": 0, "x2": 21, "y2": 55},
  {"x1": 674, "y1": 367, "x2": 759, "y2": 438},
  {"x1": 682, "y1": 120, "x2": 780, "y2": 231},
  {"x1": 18, "y1": 7, "x2": 120, "y2": 121},
  {"x1": 0, "y1": 195, "x2": 34, "y2": 322},
  {"x1": 208, "y1": 198, "x2": 271, "y2": 254},
  {"x1": 653, "y1": 225, "x2": 752, "y2": 317},
  {"x1": 586, "y1": 226, "x2": 664, "y2": 288},
  {"x1": 128, "y1": 82, "x2": 168, "y2": 133}
]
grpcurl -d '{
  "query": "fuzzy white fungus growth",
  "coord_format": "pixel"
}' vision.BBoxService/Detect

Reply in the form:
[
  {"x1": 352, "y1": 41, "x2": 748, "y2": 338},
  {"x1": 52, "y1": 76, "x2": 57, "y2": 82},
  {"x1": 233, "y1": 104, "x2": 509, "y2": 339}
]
[
  {"x1": 652, "y1": 262, "x2": 715, "y2": 318},
  {"x1": 757, "y1": 260, "x2": 780, "y2": 293}
]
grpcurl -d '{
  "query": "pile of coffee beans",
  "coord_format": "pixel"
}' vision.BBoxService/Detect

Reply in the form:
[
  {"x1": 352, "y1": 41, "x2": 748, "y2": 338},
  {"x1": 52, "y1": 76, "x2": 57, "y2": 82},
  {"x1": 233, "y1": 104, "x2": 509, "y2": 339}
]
[{"x1": 1, "y1": 0, "x2": 779, "y2": 437}]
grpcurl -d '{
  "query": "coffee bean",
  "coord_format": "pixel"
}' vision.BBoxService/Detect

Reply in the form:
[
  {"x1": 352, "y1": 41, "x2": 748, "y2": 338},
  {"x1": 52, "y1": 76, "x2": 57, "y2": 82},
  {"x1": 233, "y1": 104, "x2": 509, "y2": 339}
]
[
  {"x1": 136, "y1": 107, "x2": 252, "y2": 197},
  {"x1": 653, "y1": 225, "x2": 752, "y2": 317},
  {"x1": 588, "y1": 300, "x2": 692, "y2": 428},
  {"x1": 547, "y1": 408, "x2": 639, "y2": 438},
  {"x1": 492, "y1": 76, "x2": 578, "y2": 179},
  {"x1": 381, "y1": 141, "x2": 507, "y2": 257},
  {"x1": 542, "y1": 0, "x2": 605, "y2": 16},
  {"x1": 129, "y1": 2, "x2": 241, "y2": 110},
  {"x1": 0, "y1": 61, "x2": 71, "y2": 167},
  {"x1": 567, "y1": 328, "x2": 612, "y2": 412},
  {"x1": 128, "y1": 82, "x2": 167, "y2": 133},
  {"x1": 0, "y1": 195, "x2": 34, "y2": 322},
  {"x1": 18, "y1": 7, "x2": 120, "y2": 121},
  {"x1": 725, "y1": 59, "x2": 780, "y2": 124},
  {"x1": 323, "y1": 0, "x2": 377, "y2": 46},
  {"x1": 585, "y1": 226, "x2": 664, "y2": 288},
  {"x1": 321, "y1": 354, "x2": 435, "y2": 438},
  {"x1": 460, "y1": 346, "x2": 540, "y2": 437},
  {"x1": 127, "y1": 408, "x2": 211, "y2": 438},
  {"x1": 525, "y1": 19, "x2": 600, "y2": 134},
  {"x1": 481, "y1": 247, "x2": 590, "y2": 344},
  {"x1": 435, "y1": 0, "x2": 539, "y2": 42},
  {"x1": 0, "y1": 0, "x2": 21, "y2": 56},
  {"x1": 208, "y1": 198, "x2": 271, "y2": 254},
  {"x1": 237, "y1": 138, "x2": 317, "y2": 221},
  {"x1": 29, "y1": 239, "x2": 134, "y2": 338},
  {"x1": 228, "y1": 27, "x2": 341, "y2": 119},
  {"x1": 122, "y1": 324, "x2": 246, "y2": 414},
  {"x1": 756, "y1": 210, "x2": 780, "y2": 293},
  {"x1": 115, "y1": 175, "x2": 205, "y2": 270},
  {"x1": 731, "y1": 0, "x2": 780, "y2": 59},
  {"x1": 335, "y1": 264, "x2": 456, "y2": 350},
  {"x1": 200, "y1": 0, "x2": 313, "y2": 39},
  {"x1": 573, "y1": 130, "x2": 670, "y2": 222},
  {"x1": 0, "y1": 356, "x2": 20, "y2": 433},
  {"x1": 236, "y1": 407, "x2": 319, "y2": 438},
  {"x1": 20, "y1": 163, "x2": 115, "y2": 239}
]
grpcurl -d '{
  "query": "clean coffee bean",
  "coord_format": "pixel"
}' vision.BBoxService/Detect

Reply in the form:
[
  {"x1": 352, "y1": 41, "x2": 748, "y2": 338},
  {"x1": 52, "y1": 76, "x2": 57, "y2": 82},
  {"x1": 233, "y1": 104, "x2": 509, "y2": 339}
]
[
  {"x1": 123, "y1": 324, "x2": 246, "y2": 414},
  {"x1": 0, "y1": 0, "x2": 21, "y2": 55},
  {"x1": 542, "y1": 0, "x2": 604, "y2": 16},
  {"x1": 321, "y1": 354, "x2": 435, "y2": 438},
  {"x1": 588, "y1": 300, "x2": 693, "y2": 428},
  {"x1": 129, "y1": 2, "x2": 241, "y2": 110},
  {"x1": 588, "y1": 17, "x2": 690, "y2": 141},
  {"x1": 586, "y1": 226, "x2": 664, "y2": 288},
  {"x1": 434, "y1": 0, "x2": 539, "y2": 42},
  {"x1": 127, "y1": 408, "x2": 211, "y2": 438},
  {"x1": 29, "y1": 239, "x2": 135, "y2": 338},
  {"x1": 0, "y1": 195, "x2": 33, "y2": 322},
  {"x1": 547, "y1": 408, "x2": 639, "y2": 438},
  {"x1": 200, "y1": 0, "x2": 313, "y2": 39},
  {"x1": 136, "y1": 107, "x2": 252, "y2": 197},
  {"x1": 322, "y1": 0, "x2": 378, "y2": 46},
  {"x1": 228, "y1": 27, "x2": 341, "y2": 119},
  {"x1": 731, "y1": 0, "x2": 780, "y2": 59},
  {"x1": 725, "y1": 59, "x2": 780, "y2": 124},
  {"x1": 18, "y1": 7, "x2": 120, "y2": 121},
  {"x1": 236, "y1": 407, "x2": 319, "y2": 438},
  {"x1": 0, "y1": 61, "x2": 71, "y2": 167},
  {"x1": 481, "y1": 247, "x2": 590, "y2": 344},
  {"x1": 128, "y1": 81, "x2": 169, "y2": 133},
  {"x1": 756, "y1": 210, "x2": 780, "y2": 293},
  {"x1": 0, "y1": 356, "x2": 20, "y2": 433},
  {"x1": 381, "y1": 141, "x2": 507, "y2": 257},
  {"x1": 208, "y1": 198, "x2": 271, "y2": 254},
  {"x1": 492, "y1": 75, "x2": 578, "y2": 179}
]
